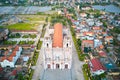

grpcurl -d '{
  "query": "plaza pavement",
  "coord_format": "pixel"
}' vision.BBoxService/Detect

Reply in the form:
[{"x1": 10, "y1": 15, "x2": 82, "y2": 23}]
[{"x1": 32, "y1": 23, "x2": 50, "y2": 80}]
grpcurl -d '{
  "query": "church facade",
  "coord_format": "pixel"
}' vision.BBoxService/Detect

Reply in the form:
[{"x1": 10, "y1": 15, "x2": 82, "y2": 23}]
[{"x1": 43, "y1": 23, "x2": 72, "y2": 69}]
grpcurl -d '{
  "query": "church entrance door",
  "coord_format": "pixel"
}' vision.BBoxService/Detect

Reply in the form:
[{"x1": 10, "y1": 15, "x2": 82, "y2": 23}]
[
  {"x1": 47, "y1": 64, "x2": 51, "y2": 69},
  {"x1": 65, "y1": 64, "x2": 68, "y2": 69},
  {"x1": 56, "y1": 64, "x2": 60, "y2": 69}
]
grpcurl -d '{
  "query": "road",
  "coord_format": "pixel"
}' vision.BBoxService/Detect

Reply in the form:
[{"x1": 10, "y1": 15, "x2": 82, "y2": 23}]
[
  {"x1": 32, "y1": 23, "x2": 50, "y2": 80},
  {"x1": 68, "y1": 27, "x2": 85, "y2": 80}
]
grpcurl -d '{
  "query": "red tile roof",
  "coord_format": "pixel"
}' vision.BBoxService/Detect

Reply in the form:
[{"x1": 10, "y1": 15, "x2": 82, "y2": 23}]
[
  {"x1": 83, "y1": 31, "x2": 94, "y2": 36},
  {"x1": 72, "y1": 25, "x2": 76, "y2": 28},
  {"x1": 105, "y1": 36, "x2": 113, "y2": 39},
  {"x1": 0, "y1": 46, "x2": 19, "y2": 62},
  {"x1": 82, "y1": 40, "x2": 94, "y2": 44},
  {"x1": 99, "y1": 51, "x2": 107, "y2": 57},
  {"x1": 14, "y1": 46, "x2": 19, "y2": 51},
  {"x1": 11, "y1": 70, "x2": 17, "y2": 75},
  {"x1": 102, "y1": 32, "x2": 107, "y2": 34},
  {"x1": 7, "y1": 57, "x2": 13, "y2": 62},
  {"x1": 53, "y1": 23, "x2": 63, "y2": 48},
  {"x1": 93, "y1": 26, "x2": 101, "y2": 30},
  {"x1": 0, "y1": 67, "x2": 3, "y2": 72},
  {"x1": 90, "y1": 58, "x2": 106, "y2": 71},
  {"x1": 1, "y1": 57, "x2": 13, "y2": 62},
  {"x1": 99, "y1": 45, "x2": 104, "y2": 49}
]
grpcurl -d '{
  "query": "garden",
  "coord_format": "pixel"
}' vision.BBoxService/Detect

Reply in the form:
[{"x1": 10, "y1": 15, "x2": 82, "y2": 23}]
[
  {"x1": 22, "y1": 34, "x2": 36, "y2": 38},
  {"x1": 18, "y1": 41, "x2": 34, "y2": 45},
  {"x1": 9, "y1": 33, "x2": 21, "y2": 38},
  {"x1": 3, "y1": 41, "x2": 17, "y2": 45},
  {"x1": 0, "y1": 23, "x2": 35, "y2": 30}
]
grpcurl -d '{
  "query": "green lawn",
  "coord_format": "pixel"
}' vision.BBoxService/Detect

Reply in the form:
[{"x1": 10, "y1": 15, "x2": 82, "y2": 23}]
[
  {"x1": 22, "y1": 35, "x2": 29, "y2": 38},
  {"x1": 0, "y1": 23, "x2": 34, "y2": 30},
  {"x1": 26, "y1": 16, "x2": 46, "y2": 21}
]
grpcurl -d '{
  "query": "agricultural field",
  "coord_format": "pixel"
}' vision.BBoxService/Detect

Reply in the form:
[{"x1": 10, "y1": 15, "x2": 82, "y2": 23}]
[{"x1": 0, "y1": 23, "x2": 34, "y2": 30}]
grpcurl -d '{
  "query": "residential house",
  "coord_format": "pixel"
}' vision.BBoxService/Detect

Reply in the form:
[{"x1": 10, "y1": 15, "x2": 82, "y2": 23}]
[
  {"x1": 0, "y1": 46, "x2": 22, "y2": 67},
  {"x1": 108, "y1": 68, "x2": 120, "y2": 76},
  {"x1": 105, "y1": 36, "x2": 113, "y2": 44},
  {"x1": 95, "y1": 21, "x2": 103, "y2": 26},
  {"x1": 92, "y1": 26, "x2": 102, "y2": 33},
  {"x1": 86, "y1": 19, "x2": 94, "y2": 26},
  {"x1": 71, "y1": 20, "x2": 79, "y2": 25},
  {"x1": 80, "y1": 13, "x2": 87, "y2": 18},
  {"x1": 89, "y1": 58, "x2": 106, "y2": 75},
  {"x1": 0, "y1": 28, "x2": 9, "y2": 42},
  {"x1": 81, "y1": 32, "x2": 94, "y2": 40},
  {"x1": 81, "y1": 7, "x2": 91, "y2": 10},
  {"x1": 117, "y1": 34, "x2": 120, "y2": 41},
  {"x1": 98, "y1": 51, "x2": 107, "y2": 57},
  {"x1": 80, "y1": 27, "x2": 90, "y2": 32},
  {"x1": 82, "y1": 40, "x2": 94, "y2": 53},
  {"x1": 94, "y1": 39, "x2": 102, "y2": 48},
  {"x1": 102, "y1": 32, "x2": 107, "y2": 37}
]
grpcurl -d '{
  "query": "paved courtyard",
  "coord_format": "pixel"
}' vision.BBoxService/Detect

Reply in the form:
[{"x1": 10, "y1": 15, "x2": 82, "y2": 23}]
[{"x1": 41, "y1": 69, "x2": 72, "y2": 80}]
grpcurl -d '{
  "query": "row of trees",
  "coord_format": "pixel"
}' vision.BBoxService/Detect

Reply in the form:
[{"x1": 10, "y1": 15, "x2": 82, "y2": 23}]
[{"x1": 50, "y1": 14, "x2": 67, "y2": 26}]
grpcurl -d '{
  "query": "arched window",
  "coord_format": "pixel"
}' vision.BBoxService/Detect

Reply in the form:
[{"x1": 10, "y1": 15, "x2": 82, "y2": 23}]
[
  {"x1": 56, "y1": 64, "x2": 60, "y2": 69},
  {"x1": 65, "y1": 64, "x2": 68, "y2": 69},
  {"x1": 47, "y1": 43, "x2": 49, "y2": 47},
  {"x1": 66, "y1": 43, "x2": 68, "y2": 47},
  {"x1": 47, "y1": 64, "x2": 51, "y2": 69}
]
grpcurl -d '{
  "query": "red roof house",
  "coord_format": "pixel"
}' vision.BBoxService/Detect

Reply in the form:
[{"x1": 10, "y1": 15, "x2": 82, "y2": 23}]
[
  {"x1": 89, "y1": 58, "x2": 106, "y2": 75},
  {"x1": 98, "y1": 51, "x2": 107, "y2": 57}
]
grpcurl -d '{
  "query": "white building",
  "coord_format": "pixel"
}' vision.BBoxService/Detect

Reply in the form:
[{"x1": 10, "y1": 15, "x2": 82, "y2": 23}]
[
  {"x1": 0, "y1": 46, "x2": 22, "y2": 67},
  {"x1": 43, "y1": 23, "x2": 72, "y2": 69},
  {"x1": 94, "y1": 39, "x2": 102, "y2": 48}
]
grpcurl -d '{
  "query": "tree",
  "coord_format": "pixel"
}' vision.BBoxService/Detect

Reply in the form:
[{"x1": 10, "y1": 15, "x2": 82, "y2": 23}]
[
  {"x1": 18, "y1": 73, "x2": 25, "y2": 80},
  {"x1": 45, "y1": 17, "x2": 48, "y2": 22},
  {"x1": 103, "y1": 21, "x2": 107, "y2": 28},
  {"x1": 77, "y1": 39, "x2": 81, "y2": 46}
]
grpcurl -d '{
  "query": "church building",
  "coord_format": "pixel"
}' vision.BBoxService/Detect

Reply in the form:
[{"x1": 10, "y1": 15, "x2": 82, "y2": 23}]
[{"x1": 43, "y1": 23, "x2": 72, "y2": 69}]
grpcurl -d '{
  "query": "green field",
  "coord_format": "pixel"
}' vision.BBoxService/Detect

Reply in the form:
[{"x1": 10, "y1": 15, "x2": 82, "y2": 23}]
[
  {"x1": 0, "y1": 23, "x2": 35, "y2": 30},
  {"x1": 17, "y1": 15, "x2": 47, "y2": 21},
  {"x1": 26, "y1": 16, "x2": 46, "y2": 21}
]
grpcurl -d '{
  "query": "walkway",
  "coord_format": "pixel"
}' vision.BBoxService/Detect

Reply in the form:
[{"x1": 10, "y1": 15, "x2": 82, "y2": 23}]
[
  {"x1": 68, "y1": 27, "x2": 85, "y2": 80},
  {"x1": 32, "y1": 23, "x2": 50, "y2": 80}
]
